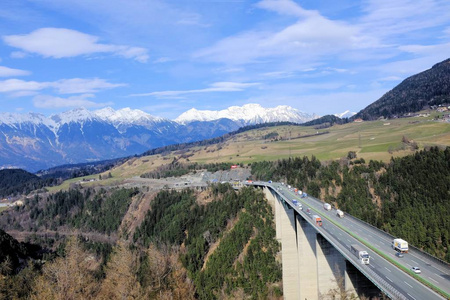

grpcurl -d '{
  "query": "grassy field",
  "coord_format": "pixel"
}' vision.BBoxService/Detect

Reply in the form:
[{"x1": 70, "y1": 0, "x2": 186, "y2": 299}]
[
  {"x1": 0, "y1": 206, "x2": 9, "y2": 213},
  {"x1": 48, "y1": 115, "x2": 450, "y2": 191}
]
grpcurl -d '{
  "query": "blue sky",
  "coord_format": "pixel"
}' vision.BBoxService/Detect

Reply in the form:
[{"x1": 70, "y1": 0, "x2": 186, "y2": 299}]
[{"x1": 0, "y1": 0, "x2": 449, "y2": 119}]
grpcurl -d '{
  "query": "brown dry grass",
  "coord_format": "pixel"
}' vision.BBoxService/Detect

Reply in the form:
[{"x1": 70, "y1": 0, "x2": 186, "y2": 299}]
[{"x1": 49, "y1": 116, "x2": 450, "y2": 192}]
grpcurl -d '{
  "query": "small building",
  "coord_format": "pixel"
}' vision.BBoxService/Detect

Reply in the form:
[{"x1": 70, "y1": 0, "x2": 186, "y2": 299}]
[{"x1": 354, "y1": 118, "x2": 363, "y2": 123}]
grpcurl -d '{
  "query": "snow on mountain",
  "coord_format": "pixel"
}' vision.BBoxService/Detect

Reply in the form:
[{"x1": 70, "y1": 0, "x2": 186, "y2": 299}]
[
  {"x1": 0, "y1": 105, "x2": 320, "y2": 171},
  {"x1": 334, "y1": 110, "x2": 356, "y2": 118},
  {"x1": 95, "y1": 107, "x2": 165, "y2": 125},
  {"x1": 0, "y1": 112, "x2": 55, "y2": 127},
  {"x1": 50, "y1": 107, "x2": 101, "y2": 125},
  {"x1": 175, "y1": 103, "x2": 318, "y2": 124}
]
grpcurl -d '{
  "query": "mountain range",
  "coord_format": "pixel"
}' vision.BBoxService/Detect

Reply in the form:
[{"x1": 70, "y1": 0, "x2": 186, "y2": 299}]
[{"x1": 0, "y1": 104, "x2": 317, "y2": 171}]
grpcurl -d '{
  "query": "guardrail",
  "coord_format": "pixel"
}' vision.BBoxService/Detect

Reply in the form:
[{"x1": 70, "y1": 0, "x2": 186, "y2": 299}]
[
  {"x1": 287, "y1": 195, "x2": 408, "y2": 300},
  {"x1": 344, "y1": 213, "x2": 450, "y2": 269},
  {"x1": 259, "y1": 183, "x2": 449, "y2": 299}
]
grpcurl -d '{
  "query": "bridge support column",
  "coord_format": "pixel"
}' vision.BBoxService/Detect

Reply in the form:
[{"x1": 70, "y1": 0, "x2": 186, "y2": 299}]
[
  {"x1": 262, "y1": 187, "x2": 281, "y2": 240},
  {"x1": 316, "y1": 234, "x2": 346, "y2": 299},
  {"x1": 296, "y1": 215, "x2": 318, "y2": 300},
  {"x1": 275, "y1": 193, "x2": 282, "y2": 241},
  {"x1": 280, "y1": 202, "x2": 299, "y2": 299},
  {"x1": 344, "y1": 261, "x2": 357, "y2": 298}
]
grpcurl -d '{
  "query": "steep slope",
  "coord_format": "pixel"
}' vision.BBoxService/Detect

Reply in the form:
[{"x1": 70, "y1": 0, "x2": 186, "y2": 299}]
[{"x1": 355, "y1": 58, "x2": 450, "y2": 120}]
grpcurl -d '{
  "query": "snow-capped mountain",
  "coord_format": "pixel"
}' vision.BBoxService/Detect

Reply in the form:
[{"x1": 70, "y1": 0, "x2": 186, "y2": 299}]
[
  {"x1": 334, "y1": 110, "x2": 356, "y2": 119},
  {"x1": 95, "y1": 107, "x2": 166, "y2": 126},
  {"x1": 0, "y1": 105, "x2": 319, "y2": 171},
  {"x1": 176, "y1": 103, "x2": 318, "y2": 125}
]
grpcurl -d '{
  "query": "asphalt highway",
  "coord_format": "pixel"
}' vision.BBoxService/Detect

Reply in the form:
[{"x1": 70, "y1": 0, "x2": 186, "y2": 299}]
[{"x1": 255, "y1": 181, "x2": 450, "y2": 300}]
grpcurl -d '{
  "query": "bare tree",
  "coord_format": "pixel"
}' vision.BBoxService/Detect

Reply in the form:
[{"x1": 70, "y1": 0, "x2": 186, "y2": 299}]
[{"x1": 31, "y1": 237, "x2": 98, "y2": 300}]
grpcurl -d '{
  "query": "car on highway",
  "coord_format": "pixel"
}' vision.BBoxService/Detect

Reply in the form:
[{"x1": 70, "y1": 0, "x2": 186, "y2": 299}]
[
  {"x1": 306, "y1": 208, "x2": 311, "y2": 214},
  {"x1": 395, "y1": 252, "x2": 404, "y2": 258},
  {"x1": 411, "y1": 266, "x2": 421, "y2": 274}
]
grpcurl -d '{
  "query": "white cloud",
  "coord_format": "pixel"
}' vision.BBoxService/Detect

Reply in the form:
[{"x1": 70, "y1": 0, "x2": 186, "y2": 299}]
[
  {"x1": 33, "y1": 94, "x2": 113, "y2": 109},
  {"x1": 0, "y1": 79, "x2": 47, "y2": 93},
  {"x1": 360, "y1": 0, "x2": 450, "y2": 38},
  {"x1": 153, "y1": 57, "x2": 173, "y2": 64},
  {"x1": 130, "y1": 82, "x2": 260, "y2": 98},
  {"x1": 0, "y1": 66, "x2": 31, "y2": 77},
  {"x1": 444, "y1": 27, "x2": 450, "y2": 38},
  {"x1": 255, "y1": 0, "x2": 318, "y2": 18},
  {"x1": 0, "y1": 78, "x2": 125, "y2": 95},
  {"x1": 195, "y1": 2, "x2": 376, "y2": 66},
  {"x1": 51, "y1": 78, "x2": 126, "y2": 94},
  {"x1": 3, "y1": 28, "x2": 149, "y2": 63},
  {"x1": 10, "y1": 51, "x2": 28, "y2": 58}
]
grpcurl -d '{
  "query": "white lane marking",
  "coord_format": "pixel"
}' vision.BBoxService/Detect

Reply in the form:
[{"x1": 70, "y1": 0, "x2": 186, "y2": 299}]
[
  {"x1": 404, "y1": 281, "x2": 413, "y2": 289},
  {"x1": 384, "y1": 267, "x2": 391, "y2": 273},
  {"x1": 386, "y1": 276, "x2": 393, "y2": 282},
  {"x1": 428, "y1": 276, "x2": 439, "y2": 284},
  {"x1": 411, "y1": 259, "x2": 419, "y2": 265},
  {"x1": 407, "y1": 293, "x2": 417, "y2": 300}
]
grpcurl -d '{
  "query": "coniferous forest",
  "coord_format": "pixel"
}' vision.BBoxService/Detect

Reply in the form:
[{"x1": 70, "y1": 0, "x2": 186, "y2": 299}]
[
  {"x1": 251, "y1": 146, "x2": 450, "y2": 262},
  {"x1": 0, "y1": 183, "x2": 281, "y2": 299},
  {"x1": 0, "y1": 146, "x2": 449, "y2": 299}
]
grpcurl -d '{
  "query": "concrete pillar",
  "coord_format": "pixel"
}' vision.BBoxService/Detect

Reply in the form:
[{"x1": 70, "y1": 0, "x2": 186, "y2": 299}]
[
  {"x1": 280, "y1": 201, "x2": 299, "y2": 299},
  {"x1": 275, "y1": 193, "x2": 282, "y2": 241},
  {"x1": 296, "y1": 214, "x2": 318, "y2": 300},
  {"x1": 263, "y1": 187, "x2": 275, "y2": 208},
  {"x1": 344, "y1": 261, "x2": 357, "y2": 298},
  {"x1": 344, "y1": 261, "x2": 380, "y2": 299},
  {"x1": 316, "y1": 234, "x2": 346, "y2": 299}
]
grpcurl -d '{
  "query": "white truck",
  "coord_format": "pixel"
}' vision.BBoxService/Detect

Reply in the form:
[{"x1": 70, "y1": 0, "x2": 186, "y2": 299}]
[
  {"x1": 336, "y1": 209, "x2": 344, "y2": 218},
  {"x1": 351, "y1": 244, "x2": 370, "y2": 264},
  {"x1": 312, "y1": 215, "x2": 322, "y2": 226},
  {"x1": 323, "y1": 203, "x2": 331, "y2": 211},
  {"x1": 392, "y1": 238, "x2": 408, "y2": 253}
]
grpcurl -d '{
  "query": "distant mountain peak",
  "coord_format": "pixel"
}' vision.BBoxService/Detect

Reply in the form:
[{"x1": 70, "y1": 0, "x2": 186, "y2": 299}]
[
  {"x1": 50, "y1": 107, "x2": 99, "y2": 125},
  {"x1": 334, "y1": 110, "x2": 356, "y2": 118},
  {"x1": 175, "y1": 103, "x2": 318, "y2": 124},
  {"x1": 94, "y1": 107, "x2": 164, "y2": 125}
]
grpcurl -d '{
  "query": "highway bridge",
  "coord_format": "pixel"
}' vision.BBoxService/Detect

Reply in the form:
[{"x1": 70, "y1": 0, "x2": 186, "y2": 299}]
[{"x1": 249, "y1": 181, "x2": 450, "y2": 300}]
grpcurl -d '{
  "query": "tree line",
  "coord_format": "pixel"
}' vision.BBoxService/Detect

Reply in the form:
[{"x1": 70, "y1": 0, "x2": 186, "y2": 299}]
[{"x1": 251, "y1": 146, "x2": 450, "y2": 262}]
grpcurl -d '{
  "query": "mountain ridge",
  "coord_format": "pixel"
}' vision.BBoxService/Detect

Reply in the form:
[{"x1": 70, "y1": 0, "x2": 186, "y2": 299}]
[
  {"x1": 354, "y1": 58, "x2": 450, "y2": 120},
  {"x1": 0, "y1": 104, "x2": 317, "y2": 171}
]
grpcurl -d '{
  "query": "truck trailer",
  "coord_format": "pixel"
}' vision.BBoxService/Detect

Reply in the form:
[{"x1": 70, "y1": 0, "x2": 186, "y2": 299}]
[
  {"x1": 312, "y1": 215, "x2": 322, "y2": 226},
  {"x1": 392, "y1": 238, "x2": 408, "y2": 253},
  {"x1": 350, "y1": 244, "x2": 370, "y2": 264}
]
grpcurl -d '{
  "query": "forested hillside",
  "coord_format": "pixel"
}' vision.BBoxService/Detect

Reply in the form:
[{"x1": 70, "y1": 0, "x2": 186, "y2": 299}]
[
  {"x1": 354, "y1": 58, "x2": 450, "y2": 120},
  {"x1": 134, "y1": 185, "x2": 281, "y2": 299},
  {"x1": 251, "y1": 146, "x2": 450, "y2": 262},
  {"x1": 0, "y1": 169, "x2": 58, "y2": 198},
  {"x1": 0, "y1": 183, "x2": 281, "y2": 299}
]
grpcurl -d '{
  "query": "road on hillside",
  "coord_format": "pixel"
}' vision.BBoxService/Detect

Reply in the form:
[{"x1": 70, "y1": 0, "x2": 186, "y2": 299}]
[{"x1": 254, "y1": 182, "x2": 449, "y2": 300}]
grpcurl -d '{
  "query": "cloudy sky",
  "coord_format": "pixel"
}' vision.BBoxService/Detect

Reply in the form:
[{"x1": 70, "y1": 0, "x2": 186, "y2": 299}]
[{"x1": 0, "y1": 0, "x2": 449, "y2": 119}]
